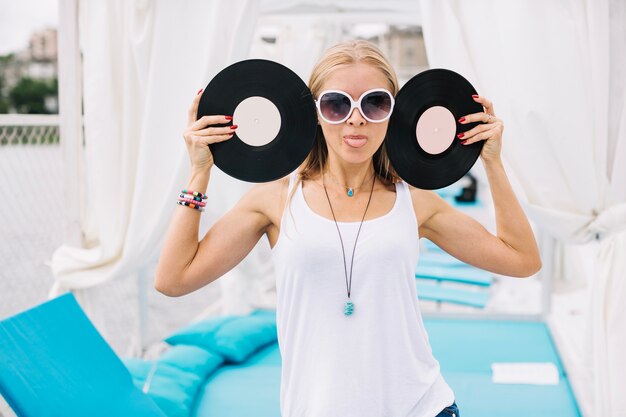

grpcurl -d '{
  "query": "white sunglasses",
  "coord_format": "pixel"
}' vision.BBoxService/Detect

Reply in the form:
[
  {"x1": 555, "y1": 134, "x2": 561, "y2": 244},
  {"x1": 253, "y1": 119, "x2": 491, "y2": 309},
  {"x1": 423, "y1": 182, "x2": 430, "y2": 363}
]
[{"x1": 314, "y1": 88, "x2": 395, "y2": 124}]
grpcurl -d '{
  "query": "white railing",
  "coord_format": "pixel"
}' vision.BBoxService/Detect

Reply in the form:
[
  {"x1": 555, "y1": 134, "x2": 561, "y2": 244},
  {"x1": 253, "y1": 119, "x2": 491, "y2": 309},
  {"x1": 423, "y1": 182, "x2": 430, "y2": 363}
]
[{"x1": 0, "y1": 114, "x2": 60, "y2": 145}]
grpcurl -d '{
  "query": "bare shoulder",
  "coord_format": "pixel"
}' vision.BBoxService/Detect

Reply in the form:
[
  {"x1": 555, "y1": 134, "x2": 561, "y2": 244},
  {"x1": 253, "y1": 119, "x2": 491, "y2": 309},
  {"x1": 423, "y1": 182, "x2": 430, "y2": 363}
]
[
  {"x1": 407, "y1": 183, "x2": 449, "y2": 233},
  {"x1": 241, "y1": 174, "x2": 291, "y2": 229}
]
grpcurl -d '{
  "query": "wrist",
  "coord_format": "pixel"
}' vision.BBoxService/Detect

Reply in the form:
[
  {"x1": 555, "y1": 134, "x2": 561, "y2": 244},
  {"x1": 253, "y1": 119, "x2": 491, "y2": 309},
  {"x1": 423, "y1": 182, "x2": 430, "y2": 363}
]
[
  {"x1": 186, "y1": 168, "x2": 211, "y2": 192},
  {"x1": 482, "y1": 157, "x2": 504, "y2": 170},
  {"x1": 189, "y1": 166, "x2": 211, "y2": 180}
]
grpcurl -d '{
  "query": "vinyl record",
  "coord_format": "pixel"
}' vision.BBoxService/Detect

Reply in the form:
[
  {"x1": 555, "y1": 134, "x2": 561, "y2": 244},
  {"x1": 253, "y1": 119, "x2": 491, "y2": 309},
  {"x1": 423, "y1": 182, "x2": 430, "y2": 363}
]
[
  {"x1": 197, "y1": 59, "x2": 317, "y2": 183},
  {"x1": 386, "y1": 68, "x2": 485, "y2": 190}
]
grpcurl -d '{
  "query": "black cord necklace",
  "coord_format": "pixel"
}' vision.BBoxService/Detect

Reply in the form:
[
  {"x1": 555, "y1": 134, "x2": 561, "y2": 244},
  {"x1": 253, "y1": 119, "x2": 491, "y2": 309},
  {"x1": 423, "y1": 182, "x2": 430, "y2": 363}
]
[{"x1": 322, "y1": 171, "x2": 376, "y2": 316}]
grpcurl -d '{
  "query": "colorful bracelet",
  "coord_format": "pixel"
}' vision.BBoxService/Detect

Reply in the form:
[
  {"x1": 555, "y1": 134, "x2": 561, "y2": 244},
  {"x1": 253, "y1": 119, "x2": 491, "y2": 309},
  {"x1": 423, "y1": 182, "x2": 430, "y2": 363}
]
[
  {"x1": 176, "y1": 200, "x2": 205, "y2": 212},
  {"x1": 179, "y1": 193, "x2": 203, "y2": 202},
  {"x1": 178, "y1": 197, "x2": 206, "y2": 207},
  {"x1": 181, "y1": 189, "x2": 208, "y2": 200}
]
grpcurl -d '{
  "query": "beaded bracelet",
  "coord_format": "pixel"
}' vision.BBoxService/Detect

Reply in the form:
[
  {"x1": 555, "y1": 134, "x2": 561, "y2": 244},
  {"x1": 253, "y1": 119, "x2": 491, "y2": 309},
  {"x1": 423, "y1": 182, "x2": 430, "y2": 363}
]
[
  {"x1": 178, "y1": 197, "x2": 206, "y2": 207},
  {"x1": 181, "y1": 189, "x2": 208, "y2": 200},
  {"x1": 179, "y1": 193, "x2": 203, "y2": 202},
  {"x1": 176, "y1": 200, "x2": 205, "y2": 212}
]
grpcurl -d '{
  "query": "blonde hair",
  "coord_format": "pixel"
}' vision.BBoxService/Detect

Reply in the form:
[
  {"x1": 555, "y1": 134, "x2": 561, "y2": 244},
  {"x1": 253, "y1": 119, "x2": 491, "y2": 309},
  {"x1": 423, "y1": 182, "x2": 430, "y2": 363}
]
[{"x1": 288, "y1": 40, "x2": 401, "y2": 200}]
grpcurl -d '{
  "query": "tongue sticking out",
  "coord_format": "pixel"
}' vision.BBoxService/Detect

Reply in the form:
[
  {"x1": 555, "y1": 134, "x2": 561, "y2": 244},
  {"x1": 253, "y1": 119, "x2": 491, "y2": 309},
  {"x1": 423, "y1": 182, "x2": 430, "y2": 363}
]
[{"x1": 344, "y1": 137, "x2": 368, "y2": 148}]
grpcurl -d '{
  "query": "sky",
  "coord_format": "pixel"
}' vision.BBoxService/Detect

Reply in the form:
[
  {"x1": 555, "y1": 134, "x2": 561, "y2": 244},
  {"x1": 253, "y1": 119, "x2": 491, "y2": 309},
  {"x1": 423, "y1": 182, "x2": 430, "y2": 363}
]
[{"x1": 0, "y1": 0, "x2": 58, "y2": 55}]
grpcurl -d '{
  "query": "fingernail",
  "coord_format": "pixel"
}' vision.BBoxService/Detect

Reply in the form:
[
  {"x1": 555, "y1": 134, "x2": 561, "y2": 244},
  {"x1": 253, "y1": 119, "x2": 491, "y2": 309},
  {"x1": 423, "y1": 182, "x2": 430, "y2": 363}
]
[
  {"x1": 458, "y1": 117, "x2": 465, "y2": 123},
  {"x1": 472, "y1": 94, "x2": 479, "y2": 99},
  {"x1": 457, "y1": 133, "x2": 465, "y2": 139},
  {"x1": 230, "y1": 125, "x2": 238, "y2": 130},
  {"x1": 197, "y1": 89, "x2": 203, "y2": 95},
  {"x1": 225, "y1": 116, "x2": 233, "y2": 120},
  {"x1": 460, "y1": 140, "x2": 467, "y2": 145}
]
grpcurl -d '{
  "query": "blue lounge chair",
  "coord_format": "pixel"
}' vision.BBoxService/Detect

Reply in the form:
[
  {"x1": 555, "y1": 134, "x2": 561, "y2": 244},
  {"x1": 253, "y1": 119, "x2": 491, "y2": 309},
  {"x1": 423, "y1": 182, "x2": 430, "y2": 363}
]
[
  {"x1": 0, "y1": 294, "x2": 166, "y2": 417},
  {"x1": 415, "y1": 264, "x2": 493, "y2": 287},
  {"x1": 416, "y1": 282, "x2": 490, "y2": 308}
]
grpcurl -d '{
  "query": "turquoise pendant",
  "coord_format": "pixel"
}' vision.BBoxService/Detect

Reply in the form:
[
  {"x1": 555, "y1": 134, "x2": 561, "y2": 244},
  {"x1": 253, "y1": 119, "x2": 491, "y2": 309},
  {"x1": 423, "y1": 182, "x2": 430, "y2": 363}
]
[
  {"x1": 347, "y1": 188, "x2": 354, "y2": 197},
  {"x1": 344, "y1": 301, "x2": 354, "y2": 316}
]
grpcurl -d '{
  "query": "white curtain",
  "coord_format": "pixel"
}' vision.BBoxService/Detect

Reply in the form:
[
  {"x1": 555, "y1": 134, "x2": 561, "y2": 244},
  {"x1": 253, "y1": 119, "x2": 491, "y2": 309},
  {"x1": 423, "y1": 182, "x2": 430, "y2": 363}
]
[
  {"x1": 50, "y1": 0, "x2": 261, "y2": 296},
  {"x1": 419, "y1": 0, "x2": 626, "y2": 415}
]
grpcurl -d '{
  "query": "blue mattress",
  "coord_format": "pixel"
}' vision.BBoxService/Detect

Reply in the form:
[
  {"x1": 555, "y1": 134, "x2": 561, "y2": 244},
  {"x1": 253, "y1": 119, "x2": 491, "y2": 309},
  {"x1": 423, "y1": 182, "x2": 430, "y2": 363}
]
[
  {"x1": 192, "y1": 349, "x2": 282, "y2": 416},
  {"x1": 189, "y1": 319, "x2": 580, "y2": 417}
]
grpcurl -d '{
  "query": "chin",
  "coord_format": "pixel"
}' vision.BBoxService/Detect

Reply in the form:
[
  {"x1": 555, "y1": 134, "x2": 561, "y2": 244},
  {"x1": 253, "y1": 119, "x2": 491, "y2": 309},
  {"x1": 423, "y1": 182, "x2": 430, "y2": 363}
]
[{"x1": 341, "y1": 149, "x2": 374, "y2": 164}]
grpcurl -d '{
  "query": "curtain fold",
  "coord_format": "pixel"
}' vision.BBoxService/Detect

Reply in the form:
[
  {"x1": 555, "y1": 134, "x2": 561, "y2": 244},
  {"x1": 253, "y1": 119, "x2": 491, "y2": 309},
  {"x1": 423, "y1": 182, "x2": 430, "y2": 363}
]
[
  {"x1": 49, "y1": 0, "x2": 261, "y2": 292},
  {"x1": 420, "y1": 1, "x2": 625, "y2": 415}
]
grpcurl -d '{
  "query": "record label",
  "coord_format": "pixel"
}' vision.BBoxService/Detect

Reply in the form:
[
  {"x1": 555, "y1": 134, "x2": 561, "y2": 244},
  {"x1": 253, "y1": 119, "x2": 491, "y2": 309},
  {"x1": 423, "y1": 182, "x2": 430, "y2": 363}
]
[
  {"x1": 232, "y1": 96, "x2": 281, "y2": 147},
  {"x1": 415, "y1": 105, "x2": 456, "y2": 155}
]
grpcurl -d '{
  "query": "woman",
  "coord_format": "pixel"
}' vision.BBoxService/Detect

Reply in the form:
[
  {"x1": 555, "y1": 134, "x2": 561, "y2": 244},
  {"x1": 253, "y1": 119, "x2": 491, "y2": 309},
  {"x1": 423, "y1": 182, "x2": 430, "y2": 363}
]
[{"x1": 156, "y1": 40, "x2": 541, "y2": 417}]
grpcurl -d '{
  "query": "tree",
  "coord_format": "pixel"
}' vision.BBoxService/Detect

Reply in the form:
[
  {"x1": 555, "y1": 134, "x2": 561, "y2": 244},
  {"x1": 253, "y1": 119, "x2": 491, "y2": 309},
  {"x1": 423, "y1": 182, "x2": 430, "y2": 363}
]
[
  {"x1": 9, "y1": 77, "x2": 58, "y2": 114},
  {"x1": 0, "y1": 74, "x2": 9, "y2": 113}
]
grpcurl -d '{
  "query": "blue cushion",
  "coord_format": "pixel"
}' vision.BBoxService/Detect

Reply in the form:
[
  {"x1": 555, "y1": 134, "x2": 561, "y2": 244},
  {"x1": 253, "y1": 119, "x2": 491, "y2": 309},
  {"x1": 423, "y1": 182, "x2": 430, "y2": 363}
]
[
  {"x1": 0, "y1": 294, "x2": 166, "y2": 417},
  {"x1": 163, "y1": 316, "x2": 236, "y2": 352},
  {"x1": 159, "y1": 344, "x2": 224, "y2": 375},
  {"x1": 165, "y1": 313, "x2": 277, "y2": 363},
  {"x1": 123, "y1": 358, "x2": 203, "y2": 417},
  {"x1": 122, "y1": 345, "x2": 224, "y2": 417}
]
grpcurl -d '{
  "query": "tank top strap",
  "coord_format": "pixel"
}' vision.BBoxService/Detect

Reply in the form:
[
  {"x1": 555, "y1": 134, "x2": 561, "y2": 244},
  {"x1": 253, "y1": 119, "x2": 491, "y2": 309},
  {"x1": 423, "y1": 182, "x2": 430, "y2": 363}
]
[
  {"x1": 396, "y1": 180, "x2": 410, "y2": 203},
  {"x1": 396, "y1": 180, "x2": 420, "y2": 229},
  {"x1": 287, "y1": 170, "x2": 298, "y2": 194},
  {"x1": 281, "y1": 171, "x2": 300, "y2": 215}
]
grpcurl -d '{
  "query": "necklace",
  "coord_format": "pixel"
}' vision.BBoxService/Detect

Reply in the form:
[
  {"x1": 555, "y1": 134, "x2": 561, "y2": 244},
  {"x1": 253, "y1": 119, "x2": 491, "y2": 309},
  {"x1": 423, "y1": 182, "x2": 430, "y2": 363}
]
[
  {"x1": 326, "y1": 169, "x2": 375, "y2": 197},
  {"x1": 322, "y1": 172, "x2": 376, "y2": 316}
]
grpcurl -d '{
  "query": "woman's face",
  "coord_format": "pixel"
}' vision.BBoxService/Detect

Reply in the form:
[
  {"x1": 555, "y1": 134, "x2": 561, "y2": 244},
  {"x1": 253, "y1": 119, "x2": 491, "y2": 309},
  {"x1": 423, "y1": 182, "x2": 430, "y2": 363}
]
[{"x1": 317, "y1": 62, "x2": 392, "y2": 166}]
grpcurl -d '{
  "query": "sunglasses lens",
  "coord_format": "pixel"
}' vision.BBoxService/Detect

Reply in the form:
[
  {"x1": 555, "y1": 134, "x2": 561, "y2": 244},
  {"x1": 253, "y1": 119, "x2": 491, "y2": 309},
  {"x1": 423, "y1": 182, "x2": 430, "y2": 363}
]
[
  {"x1": 361, "y1": 91, "x2": 392, "y2": 121},
  {"x1": 319, "y1": 92, "x2": 351, "y2": 122}
]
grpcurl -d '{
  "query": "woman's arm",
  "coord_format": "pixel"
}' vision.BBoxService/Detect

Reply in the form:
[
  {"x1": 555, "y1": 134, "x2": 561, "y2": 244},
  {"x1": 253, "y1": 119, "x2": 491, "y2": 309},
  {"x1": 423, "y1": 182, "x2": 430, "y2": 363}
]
[
  {"x1": 416, "y1": 95, "x2": 541, "y2": 278},
  {"x1": 155, "y1": 91, "x2": 276, "y2": 296},
  {"x1": 417, "y1": 160, "x2": 541, "y2": 277},
  {"x1": 155, "y1": 175, "x2": 276, "y2": 297}
]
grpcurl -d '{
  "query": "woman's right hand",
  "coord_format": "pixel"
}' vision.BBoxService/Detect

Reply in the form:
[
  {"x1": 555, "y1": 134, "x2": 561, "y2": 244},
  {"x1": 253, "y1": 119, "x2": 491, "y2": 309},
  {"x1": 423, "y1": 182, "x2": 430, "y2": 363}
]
[{"x1": 183, "y1": 89, "x2": 237, "y2": 172}]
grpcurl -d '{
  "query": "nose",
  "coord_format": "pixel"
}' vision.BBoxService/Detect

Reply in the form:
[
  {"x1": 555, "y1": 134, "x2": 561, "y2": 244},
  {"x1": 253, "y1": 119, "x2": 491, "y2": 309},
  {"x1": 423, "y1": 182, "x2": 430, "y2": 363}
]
[{"x1": 346, "y1": 107, "x2": 366, "y2": 126}]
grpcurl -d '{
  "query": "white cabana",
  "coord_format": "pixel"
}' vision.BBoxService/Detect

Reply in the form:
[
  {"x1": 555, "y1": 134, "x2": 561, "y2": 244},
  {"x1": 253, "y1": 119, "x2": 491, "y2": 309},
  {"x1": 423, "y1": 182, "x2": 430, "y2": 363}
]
[{"x1": 52, "y1": 1, "x2": 623, "y2": 415}]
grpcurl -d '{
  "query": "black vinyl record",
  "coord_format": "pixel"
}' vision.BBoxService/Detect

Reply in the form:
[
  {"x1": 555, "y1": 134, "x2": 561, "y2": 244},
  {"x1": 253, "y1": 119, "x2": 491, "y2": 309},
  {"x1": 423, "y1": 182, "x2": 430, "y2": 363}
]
[
  {"x1": 386, "y1": 68, "x2": 484, "y2": 190},
  {"x1": 197, "y1": 59, "x2": 317, "y2": 183}
]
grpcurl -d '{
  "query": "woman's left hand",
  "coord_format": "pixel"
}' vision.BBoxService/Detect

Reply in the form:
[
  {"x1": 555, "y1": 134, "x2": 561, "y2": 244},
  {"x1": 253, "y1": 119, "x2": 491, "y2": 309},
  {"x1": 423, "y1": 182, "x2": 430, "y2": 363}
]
[{"x1": 456, "y1": 95, "x2": 504, "y2": 164}]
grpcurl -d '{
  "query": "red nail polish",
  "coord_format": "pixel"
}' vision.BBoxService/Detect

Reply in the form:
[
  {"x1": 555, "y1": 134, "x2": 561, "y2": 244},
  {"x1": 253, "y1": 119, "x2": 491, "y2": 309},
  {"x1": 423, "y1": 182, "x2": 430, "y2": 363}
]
[
  {"x1": 230, "y1": 125, "x2": 238, "y2": 129},
  {"x1": 457, "y1": 133, "x2": 465, "y2": 139},
  {"x1": 472, "y1": 94, "x2": 479, "y2": 99},
  {"x1": 460, "y1": 140, "x2": 467, "y2": 144},
  {"x1": 225, "y1": 116, "x2": 233, "y2": 120},
  {"x1": 458, "y1": 117, "x2": 465, "y2": 123},
  {"x1": 197, "y1": 89, "x2": 203, "y2": 95}
]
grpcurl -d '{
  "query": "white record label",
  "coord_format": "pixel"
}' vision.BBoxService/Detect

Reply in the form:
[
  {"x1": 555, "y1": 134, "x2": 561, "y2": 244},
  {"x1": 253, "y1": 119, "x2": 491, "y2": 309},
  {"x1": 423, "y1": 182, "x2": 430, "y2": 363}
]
[{"x1": 233, "y1": 96, "x2": 281, "y2": 147}]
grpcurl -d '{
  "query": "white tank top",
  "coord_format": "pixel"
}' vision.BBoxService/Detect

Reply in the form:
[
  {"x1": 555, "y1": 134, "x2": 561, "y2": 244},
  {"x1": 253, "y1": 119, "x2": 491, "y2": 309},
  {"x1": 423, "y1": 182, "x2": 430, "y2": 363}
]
[{"x1": 271, "y1": 172, "x2": 455, "y2": 417}]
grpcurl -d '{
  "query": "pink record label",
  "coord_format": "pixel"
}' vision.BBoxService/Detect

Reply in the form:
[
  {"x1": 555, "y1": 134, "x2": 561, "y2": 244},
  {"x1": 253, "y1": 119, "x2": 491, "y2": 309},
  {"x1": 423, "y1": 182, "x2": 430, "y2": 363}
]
[{"x1": 415, "y1": 105, "x2": 456, "y2": 155}]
